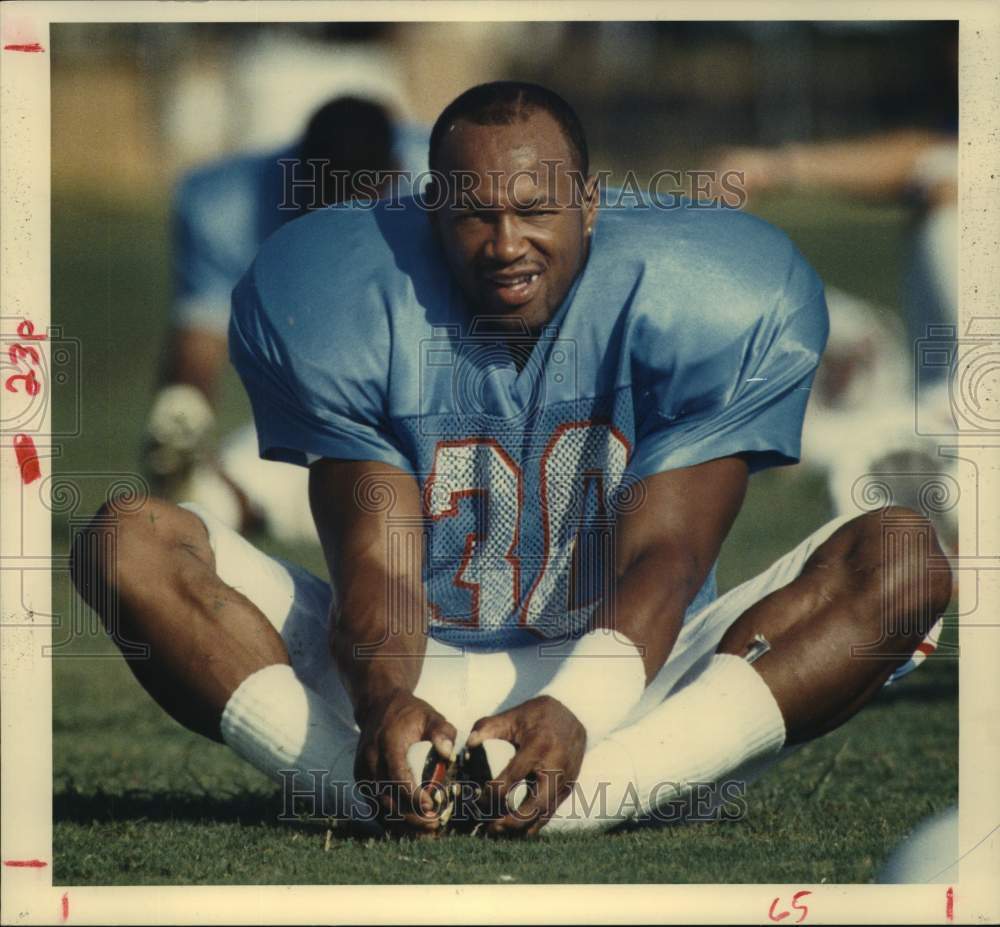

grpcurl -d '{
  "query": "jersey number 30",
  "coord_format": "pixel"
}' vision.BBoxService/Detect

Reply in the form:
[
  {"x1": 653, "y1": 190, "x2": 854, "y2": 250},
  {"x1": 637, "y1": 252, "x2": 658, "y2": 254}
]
[{"x1": 423, "y1": 422, "x2": 630, "y2": 632}]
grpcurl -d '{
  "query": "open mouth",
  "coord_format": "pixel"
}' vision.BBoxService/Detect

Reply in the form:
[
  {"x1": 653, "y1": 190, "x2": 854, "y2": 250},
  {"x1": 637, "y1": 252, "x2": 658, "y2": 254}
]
[{"x1": 483, "y1": 270, "x2": 543, "y2": 307}]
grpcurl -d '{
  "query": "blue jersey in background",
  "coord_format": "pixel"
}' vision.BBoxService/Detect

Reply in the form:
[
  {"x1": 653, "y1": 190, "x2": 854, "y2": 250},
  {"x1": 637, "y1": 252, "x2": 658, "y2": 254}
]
[{"x1": 172, "y1": 123, "x2": 429, "y2": 333}]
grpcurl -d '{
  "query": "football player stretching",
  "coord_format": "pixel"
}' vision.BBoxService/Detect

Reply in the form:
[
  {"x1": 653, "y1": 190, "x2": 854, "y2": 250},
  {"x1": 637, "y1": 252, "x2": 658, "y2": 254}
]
[{"x1": 74, "y1": 82, "x2": 952, "y2": 837}]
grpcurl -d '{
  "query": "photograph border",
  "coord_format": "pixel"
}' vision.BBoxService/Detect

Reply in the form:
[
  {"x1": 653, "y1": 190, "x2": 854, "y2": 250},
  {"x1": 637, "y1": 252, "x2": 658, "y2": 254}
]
[{"x1": 2, "y1": 1, "x2": 997, "y2": 923}]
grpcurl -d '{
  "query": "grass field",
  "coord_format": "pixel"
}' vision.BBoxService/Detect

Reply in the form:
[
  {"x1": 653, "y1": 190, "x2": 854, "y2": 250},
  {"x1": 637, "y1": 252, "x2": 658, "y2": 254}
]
[{"x1": 50, "y1": 188, "x2": 957, "y2": 885}]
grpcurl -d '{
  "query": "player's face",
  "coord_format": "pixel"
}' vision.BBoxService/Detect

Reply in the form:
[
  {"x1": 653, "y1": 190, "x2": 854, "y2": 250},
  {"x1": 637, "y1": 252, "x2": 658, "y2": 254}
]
[{"x1": 430, "y1": 111, "x2": 598, "y2": 332}]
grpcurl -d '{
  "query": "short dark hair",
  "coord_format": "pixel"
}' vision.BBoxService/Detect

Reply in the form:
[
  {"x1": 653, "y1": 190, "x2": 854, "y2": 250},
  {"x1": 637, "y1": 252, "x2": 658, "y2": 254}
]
[
  {"x1": 298, "y1": 96, "x2": 397, "y2": 204},
  {"x1": 429, "y1": 81, "x2": 589, "y2": 176}
]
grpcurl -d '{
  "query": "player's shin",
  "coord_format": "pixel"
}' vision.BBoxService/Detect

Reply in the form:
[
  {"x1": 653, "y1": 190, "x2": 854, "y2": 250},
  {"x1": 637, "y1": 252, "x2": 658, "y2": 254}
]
[
  {"x1": 543, "y1": 653, "x2": 785, "y2": 834},
  {"x1": 535, "y1": 628, "x2": 646, "y2": 748},
  {"x1": 220, "y1": 664, "x2": 376, "y2": 827}
]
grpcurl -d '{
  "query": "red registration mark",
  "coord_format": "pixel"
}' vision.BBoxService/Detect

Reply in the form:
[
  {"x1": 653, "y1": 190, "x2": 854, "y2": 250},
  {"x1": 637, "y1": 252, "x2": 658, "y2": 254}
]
[{"x1": 6, "y1": 319, "x2": 47, "y2": 481}]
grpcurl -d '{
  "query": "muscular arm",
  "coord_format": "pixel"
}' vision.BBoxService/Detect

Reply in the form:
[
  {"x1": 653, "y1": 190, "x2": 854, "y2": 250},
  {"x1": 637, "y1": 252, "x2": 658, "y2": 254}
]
[
  {"x1": 308, "y1": 458, "x2": 429, "y2": 720},
  {"x1": 308, "y1": 457, "x2": 456, "y2": 832},
  {"x1": 600, "y1": 454, "x2": 749, "y2": 681}
]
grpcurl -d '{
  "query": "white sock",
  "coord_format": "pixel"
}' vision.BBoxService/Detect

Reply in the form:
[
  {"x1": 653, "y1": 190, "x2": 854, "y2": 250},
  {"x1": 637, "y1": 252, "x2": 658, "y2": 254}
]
[
  {"x1": 220, "y1": 664, "x2": 376, "y2": 827},
  {"x1": 544, "y1": 654, "x2": 787, "y2": 834}
]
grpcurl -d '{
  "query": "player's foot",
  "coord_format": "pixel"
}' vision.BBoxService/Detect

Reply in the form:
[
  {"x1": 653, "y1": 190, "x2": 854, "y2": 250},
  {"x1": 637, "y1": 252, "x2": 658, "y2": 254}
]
[
  {"x1": 407, "y1": 739, "x2": 521, "y2": 835},
  {"x1": 407, "y1": 741, "x2": 461, "y2": 830},
  {"x1": 451, "y1": 741, "x2": 510, "y2": 835}
]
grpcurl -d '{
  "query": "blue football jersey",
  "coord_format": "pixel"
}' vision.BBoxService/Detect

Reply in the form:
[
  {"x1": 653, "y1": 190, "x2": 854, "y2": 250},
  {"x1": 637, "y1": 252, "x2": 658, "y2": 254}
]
[
  {"x1": 230, "y1": 197, "x2": 829, "y2": 650},
  {"x1": 172, "y1": 124, "x2": 430, "y2": 334}
]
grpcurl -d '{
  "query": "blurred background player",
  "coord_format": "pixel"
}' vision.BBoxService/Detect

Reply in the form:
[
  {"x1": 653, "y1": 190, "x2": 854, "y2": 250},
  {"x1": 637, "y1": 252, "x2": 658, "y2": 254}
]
[
  {"x1": 709, "y1": 125, "x2": 959, "y2": 546},
  {"x1": 141, "y1": 96, "x2": 430, "y2": 543}
]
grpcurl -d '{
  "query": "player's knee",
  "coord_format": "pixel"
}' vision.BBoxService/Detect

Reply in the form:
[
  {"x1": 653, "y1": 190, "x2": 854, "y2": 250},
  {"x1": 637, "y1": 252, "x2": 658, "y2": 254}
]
[
  {"x1": 71, "y1": 497, "x2": 145, "y2": 611},
  {"x1": 70, "y1": 497, "x2": 198, "y2": 618},
  {"x1": 921, "y1": 517, "x2": 954, "y2": 624},
  {"x1": 71, "y1": 500, "x2": 118, "y2": 612},
  {"x1": 848, "y1": 506, "x2": 952, "y2": 640}
]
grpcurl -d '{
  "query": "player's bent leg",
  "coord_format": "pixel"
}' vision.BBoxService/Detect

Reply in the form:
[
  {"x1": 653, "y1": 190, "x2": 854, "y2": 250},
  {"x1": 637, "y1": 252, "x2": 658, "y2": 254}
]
[
  {"x1": 544, "y1": 508, "x2": 952, "y2": 836},
  {"x1": 714, "y1": 505, "x2": 953, "y2": 744},
  {"x1": 70, "y1": 495, "x2": 290, "y2": 741},
  {"x1": 71, "y1": 497, "x2": 372, "y2": 825}
]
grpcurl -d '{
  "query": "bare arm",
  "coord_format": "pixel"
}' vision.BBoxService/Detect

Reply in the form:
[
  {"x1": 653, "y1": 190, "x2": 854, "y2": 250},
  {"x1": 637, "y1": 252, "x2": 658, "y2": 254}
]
[
  {"x1": 308, "y1": 457, "x2": 456, "y2": 832},
  {"x1": 711, "y1": 129, "x2": 956, "y2": 203},
  {"x1": 600, "y1": 454, "x2": 749, "y2": 680},
  {"x1": 308, "y1": 458, "x2": 430, "y2": 719}
]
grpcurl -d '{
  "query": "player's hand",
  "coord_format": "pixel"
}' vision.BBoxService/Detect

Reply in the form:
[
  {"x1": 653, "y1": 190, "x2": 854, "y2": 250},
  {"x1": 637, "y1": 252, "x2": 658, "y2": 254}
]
[
  {"x1": 141, "y1": 384, "x2": 215, "y2": 495},
  {"x1": 354, "y1": 689, "x2": 457, "y2": 836},
  {"x1": 466, "y1": 695, "x2": 586, "y2": 838}
]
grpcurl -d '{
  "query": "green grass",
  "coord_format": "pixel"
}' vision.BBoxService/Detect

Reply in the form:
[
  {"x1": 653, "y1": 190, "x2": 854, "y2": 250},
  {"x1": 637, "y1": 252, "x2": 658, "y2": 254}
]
[{"x1": 51, "y1": 187, "x2": 957, "y2": 885}]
